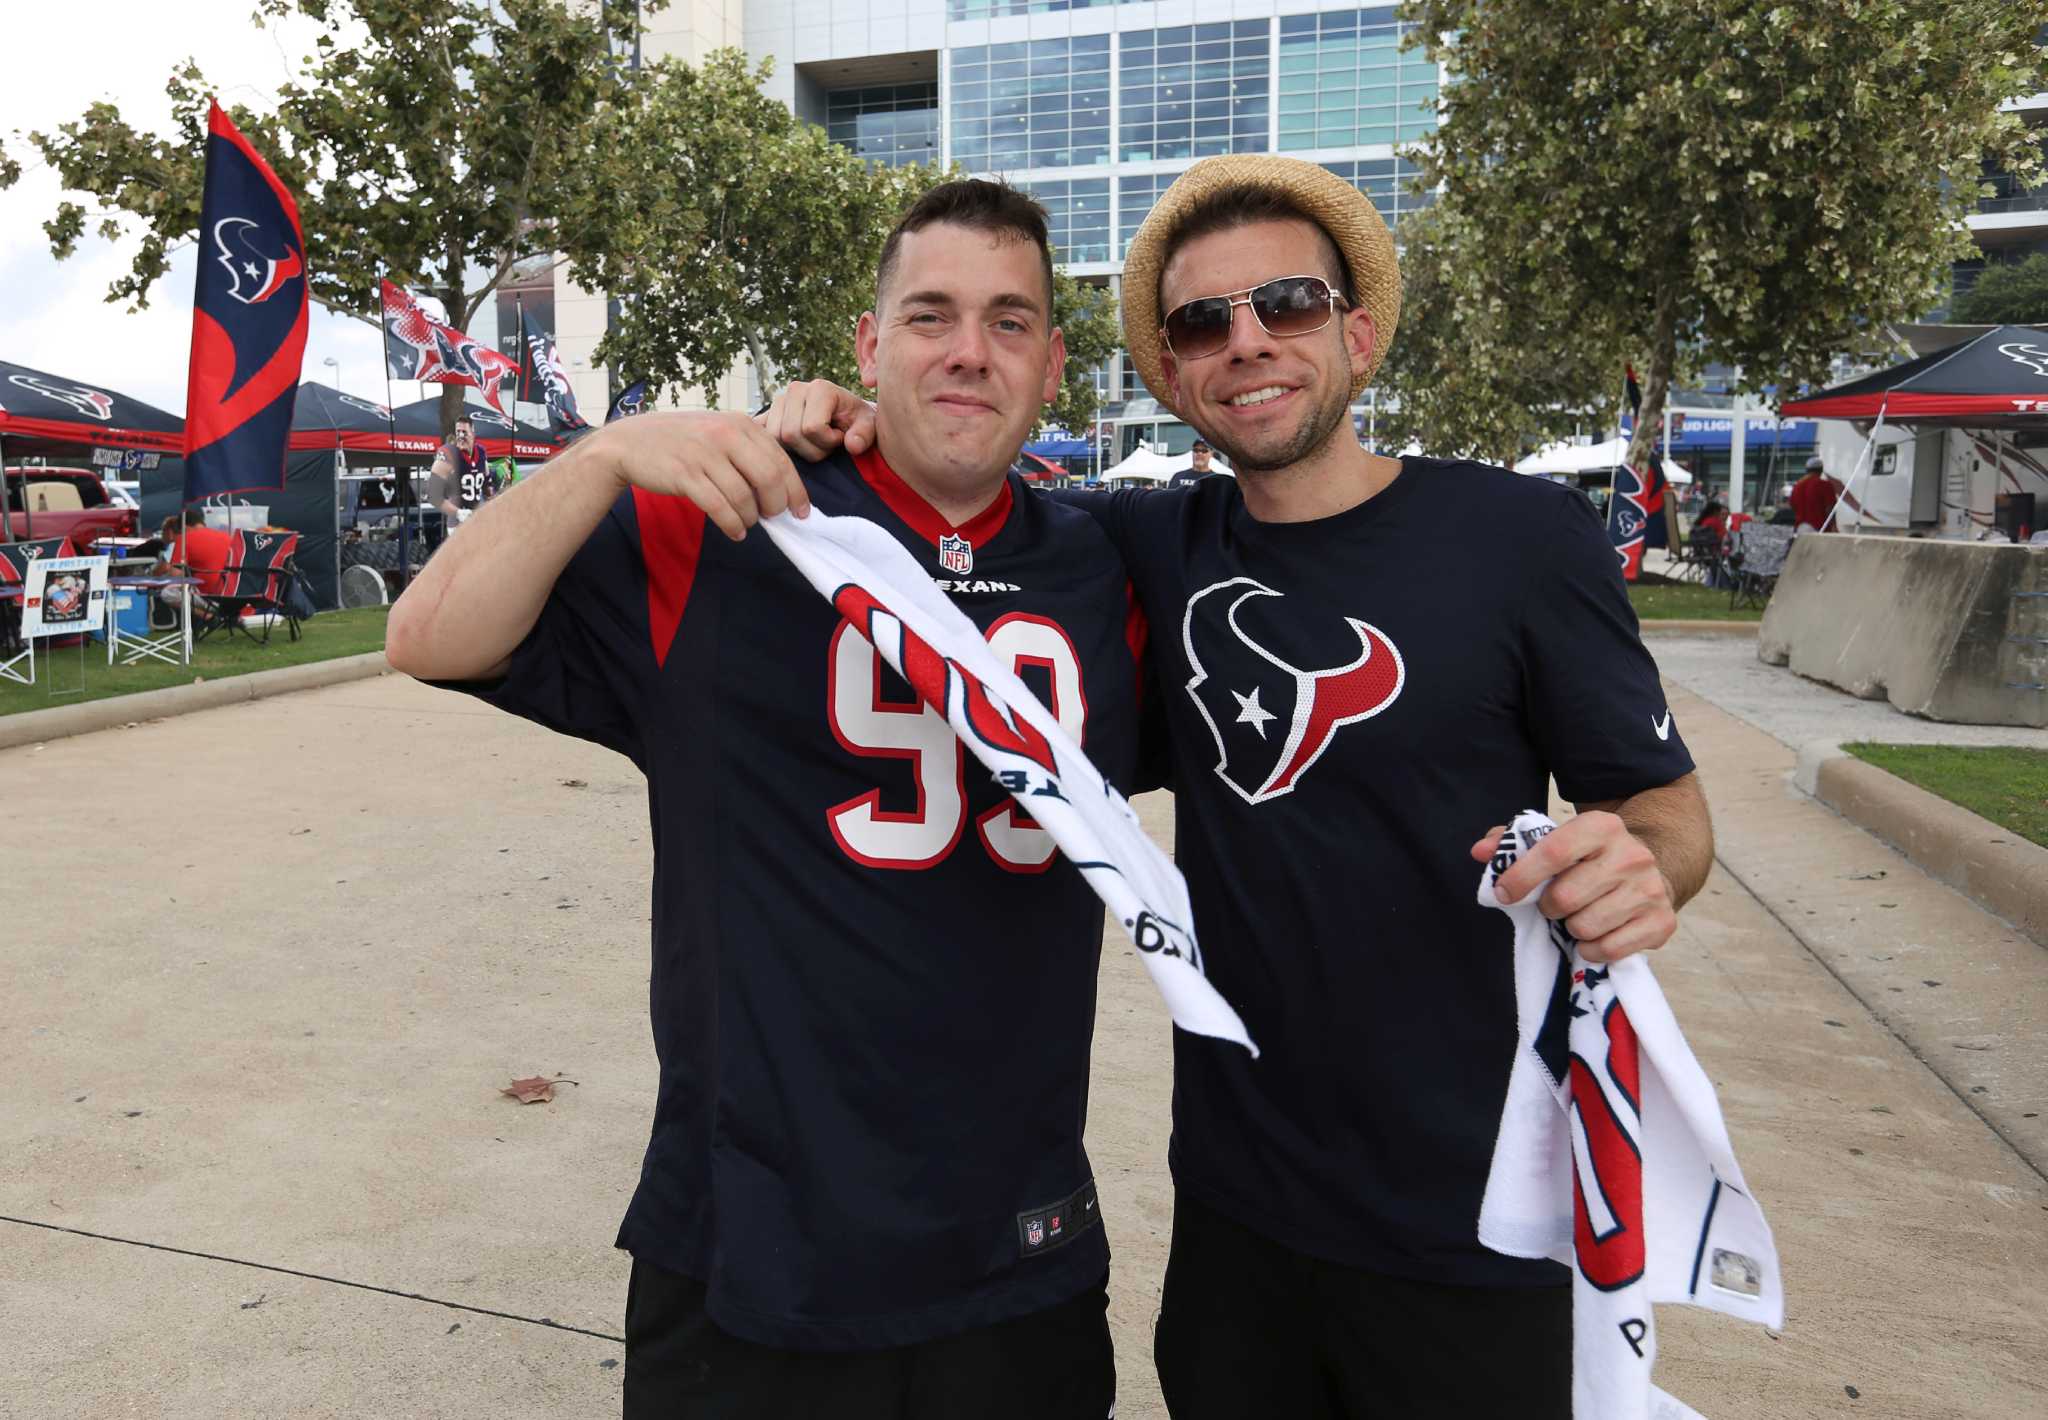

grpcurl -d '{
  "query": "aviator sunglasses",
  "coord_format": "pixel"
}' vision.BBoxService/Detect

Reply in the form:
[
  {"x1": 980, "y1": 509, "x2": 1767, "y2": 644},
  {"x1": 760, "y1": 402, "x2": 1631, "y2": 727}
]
[{"x1": 1161, "y1": 274, "x2": 1349, "y2": 361}]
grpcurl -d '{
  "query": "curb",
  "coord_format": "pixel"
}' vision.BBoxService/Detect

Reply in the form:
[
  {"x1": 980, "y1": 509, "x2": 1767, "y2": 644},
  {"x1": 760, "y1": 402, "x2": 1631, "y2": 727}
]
[
  {"x1": 0, "y1": 652, "x2": 393, "y2": 753},
  {"x1": 1639, "y1": 619, "x2": 1759, "y2": 636},
  {"x1": 1797, "y1": 741, "x2": 2048, "y2": 948}
]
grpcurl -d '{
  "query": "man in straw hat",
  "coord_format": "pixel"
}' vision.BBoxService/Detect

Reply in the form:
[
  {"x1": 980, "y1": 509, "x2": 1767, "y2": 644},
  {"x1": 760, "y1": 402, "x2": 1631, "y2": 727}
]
[{"x1": 765, "y1": 154, "x2": 1711, "y2": 1417}]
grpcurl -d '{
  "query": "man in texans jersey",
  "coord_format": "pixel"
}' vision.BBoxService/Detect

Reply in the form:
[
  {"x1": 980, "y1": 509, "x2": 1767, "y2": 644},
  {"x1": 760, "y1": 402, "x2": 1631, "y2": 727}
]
[
  {"x1": 761, "y1": 156, "x2": 1712, "y2": 1418},
  {"x1": 386, "y1": 181, "x2": 1139, "y2": 1419},
  {"x1": 425, "y1": 415, "x2": 497, "y2": 542}
]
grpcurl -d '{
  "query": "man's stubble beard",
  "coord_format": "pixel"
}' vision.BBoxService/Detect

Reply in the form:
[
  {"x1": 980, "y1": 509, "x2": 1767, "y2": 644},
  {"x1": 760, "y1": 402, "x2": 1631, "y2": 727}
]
[{"x1": 1199, "y1": 370, "x2": 1353, "y2": 479}]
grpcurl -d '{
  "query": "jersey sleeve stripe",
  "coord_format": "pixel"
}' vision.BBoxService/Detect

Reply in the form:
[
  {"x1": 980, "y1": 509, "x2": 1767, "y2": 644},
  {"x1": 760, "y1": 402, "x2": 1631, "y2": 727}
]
[{"x1": 631, "y1": 488, "x2": 707, "y2": 669}]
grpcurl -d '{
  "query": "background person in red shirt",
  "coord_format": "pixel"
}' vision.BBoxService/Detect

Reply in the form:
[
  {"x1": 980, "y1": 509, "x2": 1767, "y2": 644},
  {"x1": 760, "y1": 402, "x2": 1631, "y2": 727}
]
[
  {"x1": 158, "y1": 512, "x2": 233, "y2": 601},
  {"x1": 1789, "y1": 454, "x2": 1843, "y2": 531}
]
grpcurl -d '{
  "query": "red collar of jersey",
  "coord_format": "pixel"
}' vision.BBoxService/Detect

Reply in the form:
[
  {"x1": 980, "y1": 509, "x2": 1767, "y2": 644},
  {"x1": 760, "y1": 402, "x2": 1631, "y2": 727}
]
[{"x1": 852, "y1": 444, "x2": 1013, "y2": 551}]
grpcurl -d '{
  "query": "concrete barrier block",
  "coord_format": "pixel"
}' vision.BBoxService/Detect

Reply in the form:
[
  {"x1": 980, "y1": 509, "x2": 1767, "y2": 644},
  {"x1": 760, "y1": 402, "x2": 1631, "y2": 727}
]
[{"x1": 1759, "y1": 536, "x2": 2048, "y2": 727}]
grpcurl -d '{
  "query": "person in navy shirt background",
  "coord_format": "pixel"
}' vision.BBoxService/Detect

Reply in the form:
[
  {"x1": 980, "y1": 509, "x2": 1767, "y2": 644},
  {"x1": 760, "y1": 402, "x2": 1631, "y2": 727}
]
[{"x1": 387, "y1": 181, "x2": 1144, "y2": 1420}]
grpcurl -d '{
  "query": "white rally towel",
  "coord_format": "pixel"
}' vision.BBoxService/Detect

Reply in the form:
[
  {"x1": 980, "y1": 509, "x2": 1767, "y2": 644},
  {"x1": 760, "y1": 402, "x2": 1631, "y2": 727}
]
[
  {"x1": 764, "y1": 507, "x2": 1257, "y2": 1057},
  {"x1": 1477, "y1": 810, "x2": 1782, "y2": 1420}
]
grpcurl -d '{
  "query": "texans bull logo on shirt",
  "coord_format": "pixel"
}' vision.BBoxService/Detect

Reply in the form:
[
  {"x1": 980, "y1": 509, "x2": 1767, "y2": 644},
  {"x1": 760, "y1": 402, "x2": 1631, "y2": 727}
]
[{"x1": 1181, "y1": 576, "x2": 1405, "y2": 804}]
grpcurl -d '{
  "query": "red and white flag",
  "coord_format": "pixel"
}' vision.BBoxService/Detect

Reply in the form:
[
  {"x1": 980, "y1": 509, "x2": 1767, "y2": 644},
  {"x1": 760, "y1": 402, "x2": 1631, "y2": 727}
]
[{"x1": 380, "y1": 278, "x2": 517, "y2": 414}]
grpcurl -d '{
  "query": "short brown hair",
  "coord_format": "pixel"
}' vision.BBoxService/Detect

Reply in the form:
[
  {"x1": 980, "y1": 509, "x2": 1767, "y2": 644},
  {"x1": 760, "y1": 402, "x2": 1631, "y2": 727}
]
[
  {"x1": 1155, "y1": 185, "x2": 1354, "y2": 312},
  {"x1": 876, "y1": 179, "x2": 1056, "y2": 312}
]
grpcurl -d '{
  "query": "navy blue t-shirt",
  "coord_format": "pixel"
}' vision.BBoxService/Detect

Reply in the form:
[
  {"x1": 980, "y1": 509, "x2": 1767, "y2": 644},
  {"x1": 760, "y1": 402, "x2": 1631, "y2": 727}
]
[
  {"x1": 1052, "y1": 458, "x2": 1695, "y2": 1286},
  {"x1": 461, "y1": 447, "x2": 1146, "y2": 1349}
]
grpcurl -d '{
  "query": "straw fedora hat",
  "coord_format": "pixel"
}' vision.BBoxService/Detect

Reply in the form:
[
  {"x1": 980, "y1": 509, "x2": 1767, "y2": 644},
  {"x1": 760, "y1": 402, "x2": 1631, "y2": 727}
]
[{"x1": 1121, "y1": 155, "x2": 1401, "y2": 407}]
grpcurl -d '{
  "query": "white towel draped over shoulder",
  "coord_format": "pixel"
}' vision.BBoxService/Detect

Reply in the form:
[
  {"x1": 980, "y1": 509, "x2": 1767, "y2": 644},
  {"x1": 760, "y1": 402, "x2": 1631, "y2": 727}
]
[
  {"x1": 764, "y1": 507, "x2": 1257, "y2": 1057},
  {"x1": 1477, "y1": 810, "x2": 1783, "y2": 1420}
]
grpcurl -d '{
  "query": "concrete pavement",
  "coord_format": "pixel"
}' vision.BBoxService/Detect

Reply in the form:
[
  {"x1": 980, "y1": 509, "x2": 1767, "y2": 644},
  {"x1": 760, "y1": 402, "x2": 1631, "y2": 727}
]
[{"x1": 4, "y1": 670, "x2": 2046, "y2": 1417}]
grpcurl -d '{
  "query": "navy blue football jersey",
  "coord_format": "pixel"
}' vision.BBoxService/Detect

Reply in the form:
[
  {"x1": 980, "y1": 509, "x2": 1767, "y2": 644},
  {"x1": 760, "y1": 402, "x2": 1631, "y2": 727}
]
[
  {"x1": 463, "y1": 447, "x2": 1147, "y2": 1349},
  {"x1": 1050, "y1": 459, "x2": 1694, "y2": 1287}
]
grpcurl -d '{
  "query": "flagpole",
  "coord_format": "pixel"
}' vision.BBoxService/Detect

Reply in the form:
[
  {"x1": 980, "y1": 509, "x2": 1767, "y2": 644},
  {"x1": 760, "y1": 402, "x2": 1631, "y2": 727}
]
[
  {"x1": 382, "y1": 273, "x2": 413, "y2": 590},
  {"x1": 516, "y1": 293, "x2": 527, "y2": 408}
]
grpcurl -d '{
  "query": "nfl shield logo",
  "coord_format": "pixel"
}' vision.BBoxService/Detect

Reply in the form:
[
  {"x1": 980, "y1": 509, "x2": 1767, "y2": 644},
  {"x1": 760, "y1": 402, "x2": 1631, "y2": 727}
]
[
  {"x1": 1026, "y1": 1218, "x2": 1045, "y2": 1247},
  {"x1": 939, "y1": 533, "x2": 973, "y2": 575}
]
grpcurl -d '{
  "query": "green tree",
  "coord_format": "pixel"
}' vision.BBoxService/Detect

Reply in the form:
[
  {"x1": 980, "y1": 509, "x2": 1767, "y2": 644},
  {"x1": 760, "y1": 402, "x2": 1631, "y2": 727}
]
[
  {"x1": 1378, "y1": 204, "x2": 1623, "y2": 464},
  {"x1": 4, "y1": 0, "x2": 647, "y2": 433},
  {"x1": 560, "y1": 60, "x2": 1120, "y2": 428},
  {"x1": 556, "y1": 51, "x2": 939, "y2": 407},
  {"x1": 1400, "y1": 0, "x2": 2046, "y2": 471},
  {"x1": 1952, "y1": 251, "x2": 2048, "y2": 325},
  {"x1": 1048, "y1": 271, "x2": 1120, "y2": 436}
]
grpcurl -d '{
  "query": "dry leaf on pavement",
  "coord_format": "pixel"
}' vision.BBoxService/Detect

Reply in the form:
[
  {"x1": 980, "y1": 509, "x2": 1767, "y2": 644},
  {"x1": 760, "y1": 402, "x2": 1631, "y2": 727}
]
[{"x1": 501, "y1": 1076, "x2": 557, "y2": 1104}]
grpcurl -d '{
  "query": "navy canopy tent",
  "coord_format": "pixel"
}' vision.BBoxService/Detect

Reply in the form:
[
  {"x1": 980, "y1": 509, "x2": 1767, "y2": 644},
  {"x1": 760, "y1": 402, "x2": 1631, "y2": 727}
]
[
  {"x1": 1781, "y1": 325, "x2": 2048, "y2": 427},
  {"x1": 1, "y1": 360, "x2": 189, "y2": 538}
]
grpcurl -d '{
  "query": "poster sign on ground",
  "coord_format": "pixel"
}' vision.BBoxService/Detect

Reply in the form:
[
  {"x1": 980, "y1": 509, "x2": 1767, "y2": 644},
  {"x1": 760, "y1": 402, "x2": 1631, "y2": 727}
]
[{"x1": 22, "y1": 555, "x2": 110, "y2": 638}]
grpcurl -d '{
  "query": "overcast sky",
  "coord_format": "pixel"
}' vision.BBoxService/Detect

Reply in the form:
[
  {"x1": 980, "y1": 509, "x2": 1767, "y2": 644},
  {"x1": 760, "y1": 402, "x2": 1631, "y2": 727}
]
[{"x1": 1, "y1": 0, "x2": 463, "y2": 414}]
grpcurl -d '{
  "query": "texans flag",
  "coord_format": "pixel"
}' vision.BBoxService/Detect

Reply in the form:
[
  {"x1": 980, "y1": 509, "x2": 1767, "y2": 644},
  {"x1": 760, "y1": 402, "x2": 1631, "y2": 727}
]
[
  {"x1": 1478, "y1": 812, "x2": 1783, "y2": 1420},
  {"x1": 764, "y1": 506, "x2": 1257, "y2": 1058},
  {"x1": 518, "y1": 312, "x2": 588, "y2": 433},
  {"x1": 1607, "y1": 462, "x2": 1668, "y2": 583},
  {"x1": 607, "y1": 378, "x2": 650, "y2": 423},
  {"x1": 381, "y1": 279, "x2": 517, "y2": 414},
  {"x1": 184, "y1": 101, "x2": 308, "y2": 502}
]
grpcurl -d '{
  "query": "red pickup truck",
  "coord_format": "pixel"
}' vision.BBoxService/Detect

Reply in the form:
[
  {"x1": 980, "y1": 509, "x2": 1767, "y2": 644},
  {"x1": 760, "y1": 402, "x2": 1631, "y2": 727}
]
[{"x1": 3, "y1": 467, "x2": 139, "y2": 549}]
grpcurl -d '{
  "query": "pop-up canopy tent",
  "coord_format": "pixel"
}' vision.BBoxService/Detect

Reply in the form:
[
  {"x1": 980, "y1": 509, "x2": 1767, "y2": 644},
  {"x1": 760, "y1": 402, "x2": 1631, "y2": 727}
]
[
  {"x1": 0, "y1": 358, "x2": 184, "y2": 455},
  {"x1": 390, "y1": 397, "x2": 564, "y2": 460},
  {"x1": 1514, "y1": 437, "x2": 1693, "y2": 484},
  {"x1": 1101, "y1": 445, "x2": 1233, "y2": 483},
  {"x1": 1780, "y1": 324, "x2": 2048, "y2": 427},
  {"x1": 1, "y1": 359, "x2": 188, "y2": 538},
  {"x1": 277, "y1": 389, "x2": 568, "y2": 610}
]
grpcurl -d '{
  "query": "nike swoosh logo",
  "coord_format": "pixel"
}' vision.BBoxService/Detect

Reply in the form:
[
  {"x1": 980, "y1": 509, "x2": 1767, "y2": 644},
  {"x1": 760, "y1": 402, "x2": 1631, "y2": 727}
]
[{"x1": 1652, "y1": 711, "x2": 1673, "y2": 741}]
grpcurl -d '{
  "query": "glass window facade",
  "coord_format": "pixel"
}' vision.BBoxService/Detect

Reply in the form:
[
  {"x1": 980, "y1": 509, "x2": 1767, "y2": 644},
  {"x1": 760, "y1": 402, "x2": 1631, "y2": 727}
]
[
  {"x1": 827, "y1": 84, "x2": 941, "y2": 169},
  {"x1": 1279, "y1": 8, "x2": 1438, "y2": 152},
  {"x1": 1117, "y1": 171, "x2": 1178, "y2": 258},
  {"x1": 1119, "y1": 21, "x2": 1270, "y2": 163},
  {"x1": 1028, "y1": 178, "x2": 1112, "y2": 263},
  {"x1": 948, "y1": 0, "x2": 1103, "y2": 18},
  {"x1": 950, "y1": 37, "x2": 1111, "y2": 173},
  {"x1": 1321, "y1": 158, "x2": 1432, "y2": 230}
]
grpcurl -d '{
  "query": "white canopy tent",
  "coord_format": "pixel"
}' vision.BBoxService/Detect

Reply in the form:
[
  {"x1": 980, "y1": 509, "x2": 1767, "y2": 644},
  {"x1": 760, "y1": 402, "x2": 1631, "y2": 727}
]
[
  {"x1": 1514, "y1": 437, "x2": 1692, "y2": 484},
  {"x1": 1100, "y1": 446, "x2": 1233, "y2": 483}
]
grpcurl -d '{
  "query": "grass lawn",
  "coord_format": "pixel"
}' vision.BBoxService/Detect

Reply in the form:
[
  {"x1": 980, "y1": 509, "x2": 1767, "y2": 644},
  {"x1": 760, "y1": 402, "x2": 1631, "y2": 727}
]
[
  {"x1": 1843, "y1": 742, "x2": 2048, "y2": 850},
  {"x1": 1627, "y1": 572, "x2": 1764, "y2": 623},
  {"x1": 0, "y1": 607, "x2": 389, "y2": 718}
]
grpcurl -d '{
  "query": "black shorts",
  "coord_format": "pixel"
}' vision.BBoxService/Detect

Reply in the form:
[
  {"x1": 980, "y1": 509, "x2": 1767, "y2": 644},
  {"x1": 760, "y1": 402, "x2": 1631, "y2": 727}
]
[
  {"x1": 623, "y1": 1257, "x2": 1115, "y2": 1420},
  {"x1": 1153, "y1": 1193, "x2": 1571, "y2": 1420}
]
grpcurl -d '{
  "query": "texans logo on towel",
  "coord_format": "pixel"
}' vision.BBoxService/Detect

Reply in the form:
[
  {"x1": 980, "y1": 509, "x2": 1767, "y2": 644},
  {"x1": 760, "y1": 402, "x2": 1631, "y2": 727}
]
[
  {"x1": 184, "y1": 100, "x2": 308, "y2": 503},
  {"x1": 7, "y1": 374, "x2": 115, "y2": 421},
  {"x1": 1181, "y1": 577, "x2": 1405, "y2": 804},
  {"x1": 212, "y1": 216, "x2": 304, "y2": 305}
]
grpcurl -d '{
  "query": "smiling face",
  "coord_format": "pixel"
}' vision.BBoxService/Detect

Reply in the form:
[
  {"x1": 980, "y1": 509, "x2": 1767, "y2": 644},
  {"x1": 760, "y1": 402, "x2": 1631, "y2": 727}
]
[
  {"x1": 1158, "y1": 218, "x2": 1376, "y2": 476},
  {"x1": 857, "y1": 222, "x2": 1065, "y2": 510}
]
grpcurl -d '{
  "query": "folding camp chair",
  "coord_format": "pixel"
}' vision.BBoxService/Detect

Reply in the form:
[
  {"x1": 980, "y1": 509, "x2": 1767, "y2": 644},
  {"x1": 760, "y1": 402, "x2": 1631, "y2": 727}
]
[
  {"x1": 0, "y1": 537, "x2": 75, "y2": 685},
  {"x1": 1726, "y1": 524, "x2": 1794, "y2": 611},
  {"x1": 195, "y1": 529, "x2": 304, "y2": 647},
  {"x1": 1672, "y1": 525, "x2": 1721, "y2": 585}
]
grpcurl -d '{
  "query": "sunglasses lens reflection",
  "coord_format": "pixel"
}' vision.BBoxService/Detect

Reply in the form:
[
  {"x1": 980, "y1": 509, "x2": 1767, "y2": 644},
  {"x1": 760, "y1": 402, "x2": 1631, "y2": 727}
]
[{"x1": 1164, "y1": 278, "x2": 1336, "y2": 360}]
